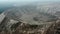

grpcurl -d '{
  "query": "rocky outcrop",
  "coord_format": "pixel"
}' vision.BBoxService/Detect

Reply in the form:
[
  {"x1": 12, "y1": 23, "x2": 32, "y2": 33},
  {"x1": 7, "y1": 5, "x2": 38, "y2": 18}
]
[{"x1": 0, "y1": 13, "x2": 5, "y2": 24}]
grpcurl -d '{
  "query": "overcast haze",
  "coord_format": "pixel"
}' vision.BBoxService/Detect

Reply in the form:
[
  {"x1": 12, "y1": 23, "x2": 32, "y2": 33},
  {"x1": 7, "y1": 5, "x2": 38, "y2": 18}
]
[{"x1": 0, "y1": 0, "x2": 60, "y2": 1}]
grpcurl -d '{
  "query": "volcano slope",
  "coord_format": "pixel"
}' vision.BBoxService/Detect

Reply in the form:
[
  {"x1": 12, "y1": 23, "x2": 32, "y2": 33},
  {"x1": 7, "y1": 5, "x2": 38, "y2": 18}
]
[{"x1": 0, "y1": 2, "x2": 60, "y2": 34}]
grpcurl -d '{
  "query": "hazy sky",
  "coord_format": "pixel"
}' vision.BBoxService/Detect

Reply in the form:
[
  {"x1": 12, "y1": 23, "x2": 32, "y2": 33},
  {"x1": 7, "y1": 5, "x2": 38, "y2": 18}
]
[
  {"x1": 0, "y1": 0, "x2": 60, "y2": 4},
  {"x1": 0, "y1": 0, "x2": 60, "y2": 2}
]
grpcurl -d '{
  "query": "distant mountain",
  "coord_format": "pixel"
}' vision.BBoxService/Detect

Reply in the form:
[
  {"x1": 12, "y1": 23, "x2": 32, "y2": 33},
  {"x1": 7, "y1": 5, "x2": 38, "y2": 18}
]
[{"x1": 4, "y1": 2, "x2": 59, "y2": 25}]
